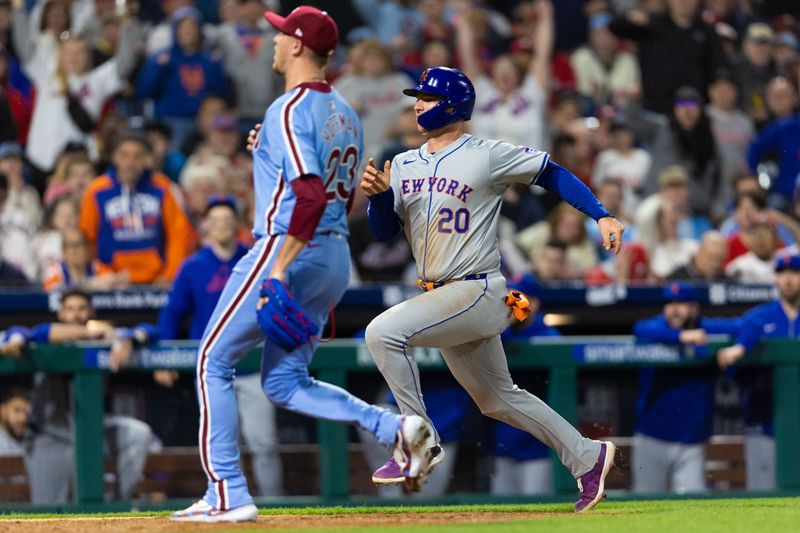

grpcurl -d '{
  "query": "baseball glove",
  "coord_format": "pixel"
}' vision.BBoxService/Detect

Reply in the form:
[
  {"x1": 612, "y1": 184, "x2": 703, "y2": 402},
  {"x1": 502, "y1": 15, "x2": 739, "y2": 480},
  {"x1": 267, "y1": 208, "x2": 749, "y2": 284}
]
[
  {"x1": 505, "y1": 290, "x2": 532, "y2": 322},
  {"x1": 257, "y1": 279, "x2": 319, "y2": 351}
]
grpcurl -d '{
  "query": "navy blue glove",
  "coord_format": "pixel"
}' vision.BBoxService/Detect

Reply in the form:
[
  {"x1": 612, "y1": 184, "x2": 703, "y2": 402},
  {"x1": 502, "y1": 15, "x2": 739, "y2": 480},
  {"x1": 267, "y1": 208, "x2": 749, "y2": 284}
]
[{"x1": 257, "y1": 279, "x2": 318, "y2": 351}]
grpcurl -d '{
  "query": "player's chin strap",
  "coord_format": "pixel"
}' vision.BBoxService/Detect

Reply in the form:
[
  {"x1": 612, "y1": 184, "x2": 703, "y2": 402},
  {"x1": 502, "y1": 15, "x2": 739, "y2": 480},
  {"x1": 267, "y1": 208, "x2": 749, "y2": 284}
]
[
  {"x1": 505, "y1": 291, "x2": 532, "y2": 322},
  {"x1": 312, "y1": 304, "x2": 336, "y2": 343}
]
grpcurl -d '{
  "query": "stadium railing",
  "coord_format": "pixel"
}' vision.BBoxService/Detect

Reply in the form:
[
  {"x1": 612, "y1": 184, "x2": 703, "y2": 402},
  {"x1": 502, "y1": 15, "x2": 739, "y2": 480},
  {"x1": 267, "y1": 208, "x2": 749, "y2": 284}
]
[{"x1": 1, "y1": 337, "x2": 798, "y2": 506}]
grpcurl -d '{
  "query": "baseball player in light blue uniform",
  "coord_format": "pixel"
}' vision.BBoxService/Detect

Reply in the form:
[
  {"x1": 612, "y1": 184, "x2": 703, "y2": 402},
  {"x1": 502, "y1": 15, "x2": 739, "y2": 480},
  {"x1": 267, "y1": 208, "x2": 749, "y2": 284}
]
[
  {"x1": 172, "y1": 6, "x2": 432, "y2": 523},
  {"x1": 361, "y1": 67, "x2": 625, "y2": 512}
]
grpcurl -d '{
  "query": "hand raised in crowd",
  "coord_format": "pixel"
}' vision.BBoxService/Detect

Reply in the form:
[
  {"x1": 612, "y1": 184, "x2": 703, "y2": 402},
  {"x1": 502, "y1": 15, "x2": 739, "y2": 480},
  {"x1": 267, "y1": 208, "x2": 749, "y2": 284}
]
[
  {"x1": 453, "y1": 0, "x2": 472, "y2": 20},
  {"x1": 361, "y1": 158, "x2": 392, "y2": 196},
  {"x1": 532, "y1": 0, "x2": 554, "y2": 21}
]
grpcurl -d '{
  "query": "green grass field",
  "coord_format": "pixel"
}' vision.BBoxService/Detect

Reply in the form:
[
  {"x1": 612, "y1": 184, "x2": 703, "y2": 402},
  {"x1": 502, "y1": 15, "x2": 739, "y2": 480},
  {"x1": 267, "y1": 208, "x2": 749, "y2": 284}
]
[{"x1": 2, "y1": 498, "x2": 800, "y2": 532}]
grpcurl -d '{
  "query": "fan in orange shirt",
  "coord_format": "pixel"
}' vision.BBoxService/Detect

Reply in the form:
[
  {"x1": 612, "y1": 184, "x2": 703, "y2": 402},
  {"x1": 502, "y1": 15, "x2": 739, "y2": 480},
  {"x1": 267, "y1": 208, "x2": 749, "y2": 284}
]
[{"x1": 80, "y1": 132, "x2": 195, "y2": 285}]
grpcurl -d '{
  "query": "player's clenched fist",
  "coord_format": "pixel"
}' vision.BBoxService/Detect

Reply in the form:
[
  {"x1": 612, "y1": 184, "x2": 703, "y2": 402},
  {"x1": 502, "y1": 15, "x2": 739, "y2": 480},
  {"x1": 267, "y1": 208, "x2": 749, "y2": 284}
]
[{"x1": 361, "y1": 158, "x2": 391, "y2": 196}]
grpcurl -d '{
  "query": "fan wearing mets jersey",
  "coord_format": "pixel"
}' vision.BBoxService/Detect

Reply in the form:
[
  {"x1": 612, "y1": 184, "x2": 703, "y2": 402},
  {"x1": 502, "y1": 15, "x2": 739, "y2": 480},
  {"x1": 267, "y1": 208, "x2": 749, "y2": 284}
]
[
  {"x1": 361, "y1": 67, "x2": 626, "y2": 513},
  {"x1": 172, "y1": 7, "x2": 432, "y2": 523}
]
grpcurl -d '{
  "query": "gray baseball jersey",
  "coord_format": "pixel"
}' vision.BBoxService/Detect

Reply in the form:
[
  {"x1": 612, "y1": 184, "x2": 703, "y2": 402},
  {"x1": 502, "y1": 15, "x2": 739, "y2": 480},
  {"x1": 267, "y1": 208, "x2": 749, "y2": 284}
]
[{"x1": 390, "y1": 134, "x2": 549, "y2": 281}]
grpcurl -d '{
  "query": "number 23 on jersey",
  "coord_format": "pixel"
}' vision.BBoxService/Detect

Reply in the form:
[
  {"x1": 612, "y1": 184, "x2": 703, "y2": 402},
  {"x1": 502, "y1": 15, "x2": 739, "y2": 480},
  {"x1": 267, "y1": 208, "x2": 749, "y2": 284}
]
[{"x1": 324, "y1": 145, "x2": 359, "y2": 203}]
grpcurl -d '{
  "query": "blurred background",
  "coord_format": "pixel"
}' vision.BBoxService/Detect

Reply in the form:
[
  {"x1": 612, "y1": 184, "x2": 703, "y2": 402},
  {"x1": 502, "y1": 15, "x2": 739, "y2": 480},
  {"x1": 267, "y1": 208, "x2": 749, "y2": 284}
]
[{"x1": 1, "y1": 0, "x2": 800, "y2": 506}]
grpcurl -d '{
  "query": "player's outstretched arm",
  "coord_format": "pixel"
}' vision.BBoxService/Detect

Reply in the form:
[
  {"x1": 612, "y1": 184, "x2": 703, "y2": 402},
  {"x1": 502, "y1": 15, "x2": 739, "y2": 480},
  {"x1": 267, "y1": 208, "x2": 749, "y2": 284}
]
[{"x1": 535, "y1": 160, "x2": 625, "y2": 254}]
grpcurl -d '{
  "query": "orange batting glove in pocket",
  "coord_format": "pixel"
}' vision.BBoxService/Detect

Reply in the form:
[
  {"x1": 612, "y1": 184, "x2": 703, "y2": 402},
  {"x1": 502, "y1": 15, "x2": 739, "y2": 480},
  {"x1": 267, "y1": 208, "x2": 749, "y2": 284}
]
[{"x1": 505, "y1": 290, "x2": 532, "y2": 322}]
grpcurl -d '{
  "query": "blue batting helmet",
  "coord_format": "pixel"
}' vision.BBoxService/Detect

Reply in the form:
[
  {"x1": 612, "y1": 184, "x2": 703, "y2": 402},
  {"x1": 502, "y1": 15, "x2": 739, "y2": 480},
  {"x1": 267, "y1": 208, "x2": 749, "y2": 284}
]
[{"x1": 403, "y1": 67, "x2": 476, "y2": 131}]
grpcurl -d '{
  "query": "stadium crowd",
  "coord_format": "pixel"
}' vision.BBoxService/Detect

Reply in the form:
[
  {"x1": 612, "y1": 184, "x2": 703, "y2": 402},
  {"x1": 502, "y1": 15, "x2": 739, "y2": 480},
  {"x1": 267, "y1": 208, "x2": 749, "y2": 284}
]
[
  {"x1": 0, "y1": 0, "x2": 797, "y2": 289},
  {"x1": 0, "y1": 0, "x2": 799, "y2": 503}
]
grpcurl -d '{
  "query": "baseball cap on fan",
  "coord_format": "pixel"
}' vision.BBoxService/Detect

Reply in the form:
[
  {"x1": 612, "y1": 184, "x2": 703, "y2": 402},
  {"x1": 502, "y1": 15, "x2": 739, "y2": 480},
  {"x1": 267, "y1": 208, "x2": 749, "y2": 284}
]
[
  {"x1": 264, "y1": 6, "x2": 339, "y2": 56},
  {"x1": 775, "y1": 254, "x2": 800, "y2": 272},
  {"x1": 663, "y1": 281, "x2": 698, "y2": 303}
]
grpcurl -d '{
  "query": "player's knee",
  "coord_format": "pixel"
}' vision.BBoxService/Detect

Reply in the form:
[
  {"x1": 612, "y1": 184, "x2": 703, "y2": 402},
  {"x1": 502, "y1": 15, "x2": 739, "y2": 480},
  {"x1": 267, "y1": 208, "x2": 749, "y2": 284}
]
[
  {"x1": 364, "y1": 318, "x2": 399, "y2": 355},
  {"x1": 197, "y1": 348, "x2": 234, "y2": 380},
  {"x1": 262, "y1": 370, "x2": 310, "y2": 407},
  {"x1": 364, "y1": 320, "x2": 385, "y2": 349},
  {"x1": 262, "y1": 379, "x2": 292, "y2": 406},
  {"x1": 477, "y1": 399, "x2": 510, "y2": 421}
]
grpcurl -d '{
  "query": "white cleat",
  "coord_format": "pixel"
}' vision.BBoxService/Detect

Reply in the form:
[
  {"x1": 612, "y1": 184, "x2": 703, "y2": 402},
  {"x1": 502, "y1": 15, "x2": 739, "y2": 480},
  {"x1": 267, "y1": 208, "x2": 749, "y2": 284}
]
[
  {"x1": 170, "y1": 500, "x2": 258, "y2": 522},
  {"x1": 428, "y1": 444, "x2": 446, "y2": 474},
  {"x1": 393, "y1": 415, "x2": 434, "y2": 491}
]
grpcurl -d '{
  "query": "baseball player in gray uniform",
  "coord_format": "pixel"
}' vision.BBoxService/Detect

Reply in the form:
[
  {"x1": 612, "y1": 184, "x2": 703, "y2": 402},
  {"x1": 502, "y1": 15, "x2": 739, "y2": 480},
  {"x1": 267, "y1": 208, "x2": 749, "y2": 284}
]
[{"x1": 361, "y1": 67, "x2": 625, "y2": 512}]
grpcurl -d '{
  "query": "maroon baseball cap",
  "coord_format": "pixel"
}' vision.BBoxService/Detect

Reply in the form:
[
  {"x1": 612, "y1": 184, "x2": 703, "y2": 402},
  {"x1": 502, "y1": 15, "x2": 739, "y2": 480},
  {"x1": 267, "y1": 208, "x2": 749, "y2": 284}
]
[{"x1": 264, "y1": 6, "x2": 339, "y2": 56}]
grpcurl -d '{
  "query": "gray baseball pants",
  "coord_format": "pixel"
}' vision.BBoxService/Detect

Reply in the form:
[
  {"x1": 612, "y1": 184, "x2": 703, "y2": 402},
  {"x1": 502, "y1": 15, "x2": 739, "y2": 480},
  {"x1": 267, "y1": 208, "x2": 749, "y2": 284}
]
[
  {"x1": 26, "y1": 416, "x2": 151, "y2": 503},
  {"x1": 365, "y1": 275, "x2": 601, "y2": 478},
  {"x1": 744, "y1": 433, "x2": 775, "y2": 491},
  {"x1": 491, "y1": 457, "x2": 553, "y2": 495},
  {"x1": 632, "y1": 433, "x2": 706, "y2": 493}
]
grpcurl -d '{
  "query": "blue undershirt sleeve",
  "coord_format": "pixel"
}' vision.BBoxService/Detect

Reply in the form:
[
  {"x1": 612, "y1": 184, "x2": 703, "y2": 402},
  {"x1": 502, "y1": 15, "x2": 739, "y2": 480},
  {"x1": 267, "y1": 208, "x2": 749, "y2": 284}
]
[
  {"x1": 367, "y1": 188, "x2": 403, "y2": 242},
  {"x1": 157, "y1": 264, "x2": 194, "y2": 340},
  {"x1": 2, "y1": 326, "x2": 33, "y2": 347},
  {"x1": 701, "y1": 317, "x2": 742, "y2": 337},
  {"x1": 633, "y1": 317, "x2": 682, "y2": 344},
  {"x1": 534, "y1": 161, "x2": 612, "y2": 221},
  {"x1": 30, "y1": 324, "x2": 52, "y2": 344},
  {"x1": 735, "y1": 310, "x2": 765, "y2": 352},
  {"x1": 134, "y1": 323, "x2": 160, "y2": 344}
]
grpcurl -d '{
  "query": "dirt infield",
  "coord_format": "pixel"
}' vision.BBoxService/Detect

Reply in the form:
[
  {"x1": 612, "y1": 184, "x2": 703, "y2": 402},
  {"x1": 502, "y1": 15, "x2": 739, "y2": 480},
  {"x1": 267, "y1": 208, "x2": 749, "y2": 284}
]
[{"x1": 0, "y1": 512, "x2": 562, "y2": 532}]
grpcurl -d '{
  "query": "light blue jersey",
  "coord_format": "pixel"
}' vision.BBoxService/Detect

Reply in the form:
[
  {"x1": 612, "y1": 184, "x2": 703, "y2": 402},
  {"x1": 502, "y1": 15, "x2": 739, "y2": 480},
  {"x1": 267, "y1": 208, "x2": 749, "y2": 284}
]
[
  {"x1": 252, "y1": 82, "x2": 362, "y2": 238},
  {"x1": 194, "y1": 80, "x2": 400, "y2": 512}
]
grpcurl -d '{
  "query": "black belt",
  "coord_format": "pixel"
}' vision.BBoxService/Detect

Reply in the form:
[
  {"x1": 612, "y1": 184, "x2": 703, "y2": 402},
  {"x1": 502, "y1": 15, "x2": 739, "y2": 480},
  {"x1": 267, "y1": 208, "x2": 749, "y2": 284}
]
[{"x1": 417, "y1": 273, "x2": 487, "y2": 292}]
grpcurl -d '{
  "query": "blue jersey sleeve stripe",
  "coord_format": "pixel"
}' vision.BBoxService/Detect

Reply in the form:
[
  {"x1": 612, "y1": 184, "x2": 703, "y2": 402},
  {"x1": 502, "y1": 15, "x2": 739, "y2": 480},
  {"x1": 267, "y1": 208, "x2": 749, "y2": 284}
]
[{"x1": 281, "y1": 88, "x2": 311, "y2": 178}]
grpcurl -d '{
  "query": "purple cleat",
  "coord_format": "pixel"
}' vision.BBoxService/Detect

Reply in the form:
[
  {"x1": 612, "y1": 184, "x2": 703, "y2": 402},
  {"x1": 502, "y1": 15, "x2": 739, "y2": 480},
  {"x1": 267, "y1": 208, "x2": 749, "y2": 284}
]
[
  {"x1": 372, "y1": 456, "x2": 405, "y2": 484},
  {"x1": 575, "y1": 441, "x2": 617, "y2": 513}
]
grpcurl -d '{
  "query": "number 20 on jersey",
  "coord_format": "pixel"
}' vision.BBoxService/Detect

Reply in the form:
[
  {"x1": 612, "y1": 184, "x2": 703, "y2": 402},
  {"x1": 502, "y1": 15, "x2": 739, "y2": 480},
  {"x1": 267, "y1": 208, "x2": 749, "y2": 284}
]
[{"x1": 438, "y1": 207, "x2": 470, "y2": 233}]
